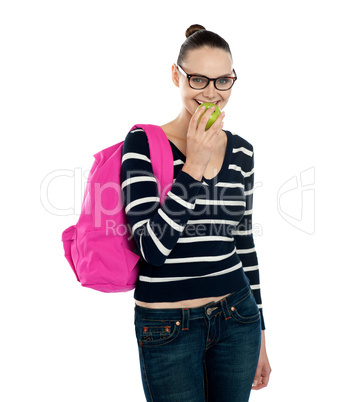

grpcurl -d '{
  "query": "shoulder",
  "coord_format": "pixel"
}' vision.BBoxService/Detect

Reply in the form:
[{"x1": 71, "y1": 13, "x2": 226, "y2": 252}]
[
  {"x1": 227, "y1": 130, "x2": 255, "y2": 174},
  {"x1": 228, "y1": 130, "x2": 254, "y2": 155},
  {"x1": 123, "y1": 127, "x2": 149, "y2": 145},
  {"x1": 122, "y1": 127, "x2": 150, "y2": 155}
]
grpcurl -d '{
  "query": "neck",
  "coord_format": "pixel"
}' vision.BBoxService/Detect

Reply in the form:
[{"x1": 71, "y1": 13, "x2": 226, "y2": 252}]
[{"x1": 163, "y1": 108, "x2": 192, "y2": 140}]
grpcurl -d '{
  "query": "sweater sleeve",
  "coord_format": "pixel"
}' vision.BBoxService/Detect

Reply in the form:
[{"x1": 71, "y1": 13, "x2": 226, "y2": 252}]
[
  {"x1": 234, "y1": 147, "x2": 266, "y2": 330},
  {"x1": 120, "y1": 129, "x2": 204, "y2": 267}
]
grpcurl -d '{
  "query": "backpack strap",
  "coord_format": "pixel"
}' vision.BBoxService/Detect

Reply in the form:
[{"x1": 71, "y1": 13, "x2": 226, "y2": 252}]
[{"x1": 131, "y1": 124, "x2": 174, "y2": 206}]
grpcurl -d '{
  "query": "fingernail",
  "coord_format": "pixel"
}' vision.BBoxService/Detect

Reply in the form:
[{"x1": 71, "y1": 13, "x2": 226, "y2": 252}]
[{"x1": 253, "y1": 381, "x2": 258, "y2": 386}]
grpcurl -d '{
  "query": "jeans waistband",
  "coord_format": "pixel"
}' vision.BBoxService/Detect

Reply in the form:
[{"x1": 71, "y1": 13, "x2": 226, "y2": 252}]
[{"x1": 134, "y1": 284, "x2": 252, "y2": 329}]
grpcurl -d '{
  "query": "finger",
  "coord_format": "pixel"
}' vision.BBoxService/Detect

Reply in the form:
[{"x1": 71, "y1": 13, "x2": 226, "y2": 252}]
[
  {"x1": 205, "y1": 110, "x2": 225, "y2": 133},
  {"x1": 190, "y1": 105, "x2": 216, "y2": 132},
  {"x1": 199, "y1": 105, "x2": 216, "y2": 123},
  {"x1": 194, "y1": 107, "x2": 217, "y2": 134},
  {"x1": 189, "y1": 106, "x2": 207, "y2": 131},
  {"x1": 261, "y1": 369, "x2": 271, "y2": 387},
  {"x1": 214, "y1": 111, "x2": 225, "y2": 127},
  {"x1": 252, "y1": 366, "x2": 262, "y2": 388},
  {"x1": 194, "y1": 104, "x2": 208, "y2": 116},
  {"x1": 252, "y1": 382, "x2": 267, "y2": 390},
  {"x1": 195, "y1": 104, "x2": 217, "y2": 121},
  {"x1": 201, "y1": 109, "x2": 226, "y2": 135},
  {"x1": 252, "y1": 369, "x2": 270, "y2": 390},
  {"x1": 201, "y1": 105, "x2": 217, "y2": 118},
  {"x1": 252, "y1": 373, "x2": 268, "y2": 390}
]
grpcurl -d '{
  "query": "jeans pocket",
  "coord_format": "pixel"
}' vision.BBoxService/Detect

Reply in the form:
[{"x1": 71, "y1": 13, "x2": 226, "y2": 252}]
[
  {"x1": 230, "y1": 290, "x2": 261, "y2": 324},
  {"x1": 135, "y1": 318, "x2": 182, "y2": 347}
]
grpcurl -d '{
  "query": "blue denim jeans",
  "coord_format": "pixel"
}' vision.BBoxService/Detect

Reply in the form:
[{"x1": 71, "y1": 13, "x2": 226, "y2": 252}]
[{"x1": 134, "y1": 285, "x2": 262, "y2": 402}]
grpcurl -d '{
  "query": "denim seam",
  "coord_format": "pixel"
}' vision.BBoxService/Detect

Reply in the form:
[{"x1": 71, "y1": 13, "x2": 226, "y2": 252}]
[
  {"x1": 140, "y1": 326, "x2": 181, "y2": 348},
  {"x1": 232, "y1": 315, "x2": 261, "y2": 324},
  {"x1": 235, "y1": 289, "x2": 252, "y2": 306},
  {"x1": 182, "y1": 308, "x2": 189, "y2": 331},
  {"x1": 215, "y1": 312, "x2": 221, "y2": 345},
  {"x1": 139, "y1": 343, "x2": 154, "y2": 401},
  {"x1": 203, "y1": 352, "x2": 209, "y2": 402},
  {"x1": 230, "y1": 290, "x2": 261, "y2": 323}
]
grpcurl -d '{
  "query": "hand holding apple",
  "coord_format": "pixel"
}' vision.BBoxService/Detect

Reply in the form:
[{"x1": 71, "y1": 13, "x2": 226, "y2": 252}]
[
  {"x1": 197, "y1": 102, "x2": 221, "y2": 130},
  {"x1": 182, "y1": 102, "x2": 225, "y2": 181}
]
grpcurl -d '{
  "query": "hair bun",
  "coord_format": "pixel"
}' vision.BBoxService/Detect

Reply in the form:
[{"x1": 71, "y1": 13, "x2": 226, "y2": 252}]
[{"x1": 185, "y1": 24, "x2": 206, "y2": 38}]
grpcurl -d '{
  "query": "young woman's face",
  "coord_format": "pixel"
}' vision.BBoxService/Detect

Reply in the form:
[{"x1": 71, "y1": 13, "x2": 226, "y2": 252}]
[{"x1": 174, "y1": 46, "x2": 234, "y2": 117}]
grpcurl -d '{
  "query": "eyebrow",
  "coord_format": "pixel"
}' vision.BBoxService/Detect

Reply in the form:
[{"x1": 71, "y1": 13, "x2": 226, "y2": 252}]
[{"x1": 190, "y1": 71, "x2": 234, "y2": 77}]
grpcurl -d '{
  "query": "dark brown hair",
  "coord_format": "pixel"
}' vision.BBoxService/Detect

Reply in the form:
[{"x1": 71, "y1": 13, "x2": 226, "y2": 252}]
[{"x1": 177, "y1": 24, "x2": 233, "y2": 65}]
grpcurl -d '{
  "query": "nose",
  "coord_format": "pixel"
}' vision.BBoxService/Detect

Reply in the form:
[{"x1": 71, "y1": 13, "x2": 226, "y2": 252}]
[{"x1": 203, "y1": 80, "x2": 218, "y2": 99}]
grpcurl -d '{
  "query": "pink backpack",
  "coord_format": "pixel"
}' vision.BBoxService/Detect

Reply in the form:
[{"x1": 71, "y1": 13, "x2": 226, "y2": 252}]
[{"x1": 61, "y1": 124, "x2": 174, "y2": 292}]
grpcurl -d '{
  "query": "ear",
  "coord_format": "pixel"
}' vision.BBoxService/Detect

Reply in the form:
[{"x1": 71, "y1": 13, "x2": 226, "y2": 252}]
[{"x1": 172, "y1": 64, "x2": 180, "y2": 88}]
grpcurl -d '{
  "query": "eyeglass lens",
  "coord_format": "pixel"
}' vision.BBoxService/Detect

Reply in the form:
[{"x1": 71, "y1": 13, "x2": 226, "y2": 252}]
[{"x1": 190, "y1": 76, "x2": 235, "y2": 90}]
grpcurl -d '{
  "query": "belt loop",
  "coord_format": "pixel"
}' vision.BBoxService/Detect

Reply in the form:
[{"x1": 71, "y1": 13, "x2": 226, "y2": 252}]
[
  {"x1": 182, "y1": 308, "x2": 189, "y2": 330},
  {"x1": 220, "y1": 297, "x2": 231, "y2": 321}
]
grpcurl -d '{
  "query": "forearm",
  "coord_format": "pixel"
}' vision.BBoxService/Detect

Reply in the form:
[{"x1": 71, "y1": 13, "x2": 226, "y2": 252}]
[
  {"x1": 126, "y1": 169, "x2": 203, "y2": 265},
  {"x1": 121, "y1": 130, "x2": 204, "y2": 265}
]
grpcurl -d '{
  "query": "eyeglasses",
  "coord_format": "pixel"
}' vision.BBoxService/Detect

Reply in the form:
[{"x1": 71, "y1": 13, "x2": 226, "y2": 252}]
[{"x1": 177, "y1": 64, "x2": 237, "y2": 91}]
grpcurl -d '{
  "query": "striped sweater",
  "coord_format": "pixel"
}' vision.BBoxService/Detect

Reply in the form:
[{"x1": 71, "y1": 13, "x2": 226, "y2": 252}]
[{"x1": 120, "y1": 127, "x2": 265, "y2": 330}]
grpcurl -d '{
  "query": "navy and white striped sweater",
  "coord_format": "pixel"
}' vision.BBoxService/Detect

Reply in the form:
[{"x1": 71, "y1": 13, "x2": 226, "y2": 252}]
[{"x1": 120, "y1": 127, "x2": 265, "y2": 330}]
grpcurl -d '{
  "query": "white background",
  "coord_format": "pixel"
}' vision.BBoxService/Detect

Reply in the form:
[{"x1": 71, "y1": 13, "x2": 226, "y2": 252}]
[{"x1": 1, "y1": 0, "x2": 354, "y2": 401}]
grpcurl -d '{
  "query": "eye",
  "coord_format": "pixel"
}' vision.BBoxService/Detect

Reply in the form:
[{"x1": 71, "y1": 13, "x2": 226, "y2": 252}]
[
  {"x1": 191, "y1": 76, "x2": 208, "y2": 84},
  {"x1": 217, "y1": 78, "x2": 229, "y2": 85},
  {"x1": 216, "y1": 77, "x2": 235, "y2": 90}
]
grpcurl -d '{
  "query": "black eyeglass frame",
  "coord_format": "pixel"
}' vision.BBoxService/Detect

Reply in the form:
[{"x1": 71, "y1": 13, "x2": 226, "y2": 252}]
[{"x1": 177, "y1": 64, "x2": 237, "y2": 91}]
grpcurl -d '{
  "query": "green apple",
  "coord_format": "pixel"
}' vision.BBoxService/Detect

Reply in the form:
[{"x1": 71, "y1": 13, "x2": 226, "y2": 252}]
[{"x1": 197, "y1": 102, "x2": 221, "y2": 130}]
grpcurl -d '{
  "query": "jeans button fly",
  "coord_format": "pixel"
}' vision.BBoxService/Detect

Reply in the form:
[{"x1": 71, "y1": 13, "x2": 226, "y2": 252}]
[{"x1": 206, "y1": 308, "x2": 212, "y2": 315}]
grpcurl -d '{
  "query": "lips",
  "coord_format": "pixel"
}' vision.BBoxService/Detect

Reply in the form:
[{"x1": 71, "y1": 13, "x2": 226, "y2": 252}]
[{"x1": 195, "y1": 100, "x2": 220, "y2": 106}]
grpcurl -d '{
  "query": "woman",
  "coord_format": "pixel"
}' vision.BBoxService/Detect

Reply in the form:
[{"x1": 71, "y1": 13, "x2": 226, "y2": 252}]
[{"x1": 121, "y1": 24, "x2": 271, "y2": 402}]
